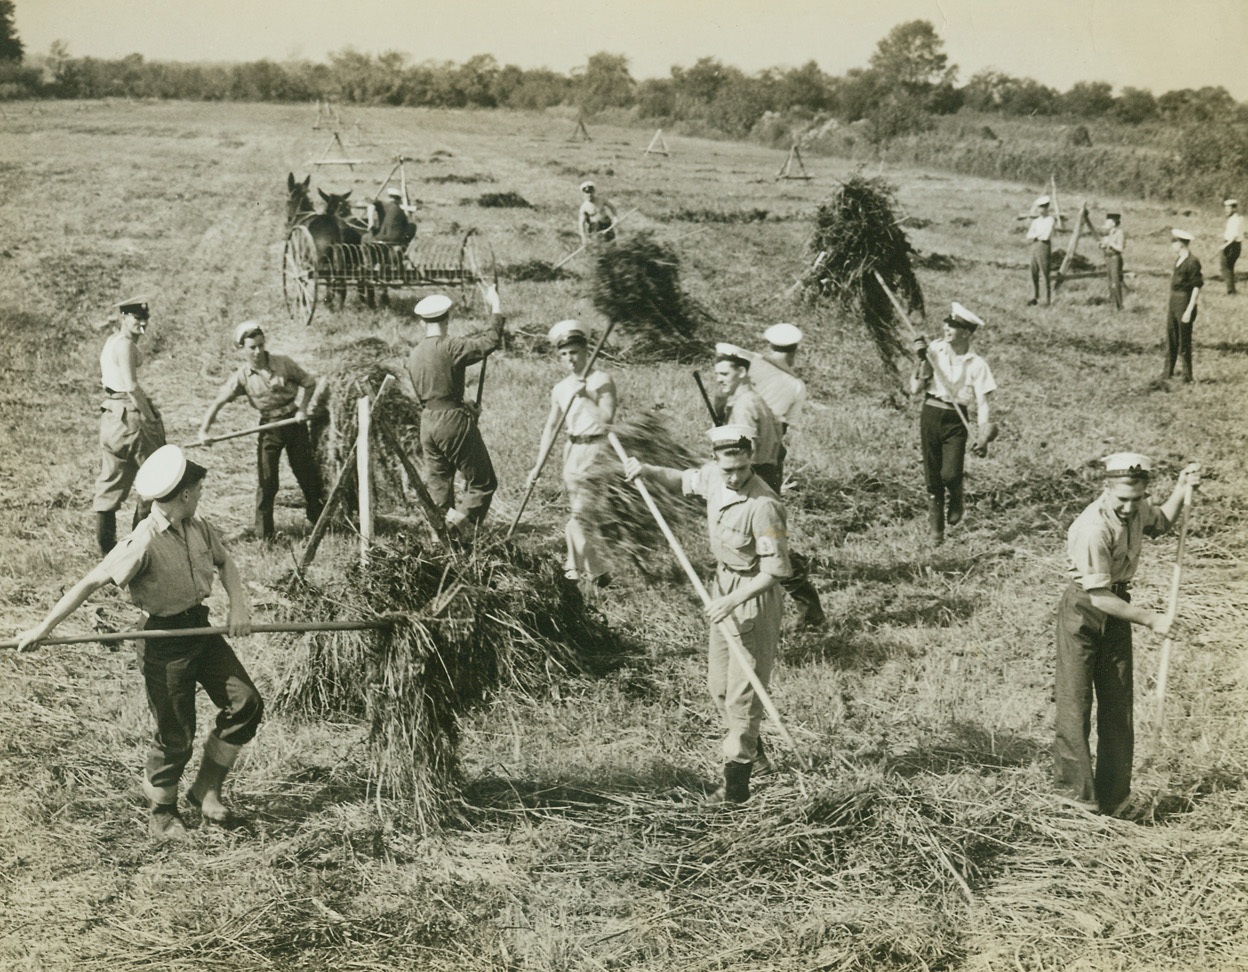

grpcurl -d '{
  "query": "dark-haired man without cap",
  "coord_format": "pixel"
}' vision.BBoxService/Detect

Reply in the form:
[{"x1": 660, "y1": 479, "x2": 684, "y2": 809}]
[
  {"x1": 16, "y1": 445, "x2": 263, "y2": 839},
  {"x1": 1054, "y1": 452, "x2": 1200, "y2": 815},
  {"x1": 625, "y1": 425, "x2": 792, "y2": 804},
  {"x1": 198, "y1": 321, "x2": 324, "y2": 540}
]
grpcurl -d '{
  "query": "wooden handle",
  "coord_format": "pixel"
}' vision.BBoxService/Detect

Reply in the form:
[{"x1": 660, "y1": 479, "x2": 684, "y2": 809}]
[
  {"x1": 186, "y1": 417, "x2": 301, "y2": 448},
  {"x1": 2, "y1": 619, "x2": 392, "y2": 651}
]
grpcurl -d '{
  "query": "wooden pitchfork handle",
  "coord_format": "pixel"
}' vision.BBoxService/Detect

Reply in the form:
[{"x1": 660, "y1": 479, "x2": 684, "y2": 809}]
[
  {"x1": 1152, "y1": 483, "x2": 1196, "y2": 750},
  {"x1": 186, "y1": 417, "x2": 301, "y2": 448},
  {"x1": 2, "y1": 619, "x2": 392, "y2": 652},
  {"x1": 608, "y1": 432, "x2": 807, "y2": 768}
]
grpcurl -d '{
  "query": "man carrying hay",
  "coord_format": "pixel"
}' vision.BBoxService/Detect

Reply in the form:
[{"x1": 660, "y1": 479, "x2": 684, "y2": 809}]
[
  {"x1": 93, "y1": 295, "x2": 167, "y2": 555},
  {"x1": 16, "y1": 445, "x2": 263, "y2": 839},
  {"x1": 197, "y1": 321, "x2": 324, "y2": 540},
  {"x1": 1055, "y1": 453, "x2": 1200, "y2": 815},
  {"x1": 625, "y1": 425, "x2": 792, "y2": 804},
  {"x1": 714, "y1": 338, "x2": 825, "y2": 630},
  {"x1": 528, "y1": 319, "x2": 617, "y2": 586},
  {"x1": 1026, "y1": 196, "x2": 1057, "y2": 306},
  {"x1": 578, "y1": 180, "x2": 618, "y2": 244},
  {"x1": 407, "y1": 287, "x2": 505, "y2": 534},
  {"x1": 910, "y1": 303, "x2": 997, "y2": 544}
]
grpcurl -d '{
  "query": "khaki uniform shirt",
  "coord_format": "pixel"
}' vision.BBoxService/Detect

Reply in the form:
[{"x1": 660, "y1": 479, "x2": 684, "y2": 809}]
[
  {"x1": 725, "y1": 383, "x2": 782, "y2": 467},
  {"x1": 553, "y1": 369, "x2": 613, "y2": 437},
  {"x1": 103, "y1": 507, "x2": 228, "y2": 616},
  {"x1": 218, "y1": 353, "x2": 314, "y2": 416},
  {"x1": 406, "y1": 315, "x2": 504, "y2": 404},
  {"x1": 1066, "y1": 493, "x2": 1171, "y2": 591},
  {"x1": 749, "y1": 357, "x2": 806, "y2": 429},
  {"x1": 682, "y1": 463, "x2": 792, "y2": 582}
]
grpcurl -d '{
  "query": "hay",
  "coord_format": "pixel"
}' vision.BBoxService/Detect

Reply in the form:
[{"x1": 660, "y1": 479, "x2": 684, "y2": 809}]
[
  {"x1": 800, "y1": 174, "x2": 923, "y2": 372},
  {"x1": 590, "y1": 231, "x2": 708, "y2": 360},
  {"x1": 576, "y1": 410, "x2": 702, "y2": 582},
  {"x1": 471, "y1": 191, "x2": 533, "y2": 208},
  {"x1": 502, "y1": 258, "x2": 576, "y2": 283},
  {"x1": 666, "y1": 207, "x2": 770, "y2": 224},
  {"x1": 271, "y1": 535, "x2": 630, "y2": 835}
]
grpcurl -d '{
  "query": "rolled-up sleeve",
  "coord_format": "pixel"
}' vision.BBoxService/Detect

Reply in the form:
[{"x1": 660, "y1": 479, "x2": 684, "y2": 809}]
[
  {"x1": 752, "y1": 497, "x2": 792, "y2": 579},
  {"x1": 1068, "y1": 527, "x2": 1113, "y2": 591},
  {"x1": 682, "y1": 466, "x2": 708, "y2": 498}
]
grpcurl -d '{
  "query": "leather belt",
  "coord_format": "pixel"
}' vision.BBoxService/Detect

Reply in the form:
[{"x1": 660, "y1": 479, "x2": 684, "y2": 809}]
[
  {"x1": 925, "y1": 394, "x2": 967, "y2": 412},
  {"x1": 261, "y1": 405, "x2": 298, "y2": 422},
  {"x1": 146, "y1": 604, "x2": 207, "y2": 625}
]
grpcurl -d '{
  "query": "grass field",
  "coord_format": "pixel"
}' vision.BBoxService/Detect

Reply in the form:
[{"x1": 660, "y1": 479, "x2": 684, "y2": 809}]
[{"x1": 1, "y1": 100, "x2": 1247, "y2": 972}]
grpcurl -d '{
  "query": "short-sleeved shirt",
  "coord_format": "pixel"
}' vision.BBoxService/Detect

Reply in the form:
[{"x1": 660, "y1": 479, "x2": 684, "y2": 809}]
[
  {"x1": 1225, "y1": 213, "x2": 1244, "y2": 244},
  {"x1": 1102, "y1": 228, "x2": 1125, "y2": 255},
  {"x1": 100, "y1": 332, "x2": 140, "y2": 392},
  {"x1": 1171, "y1": 255, "x2": 1203, "y2": 295},
  {"x1": 682, "y1": 463, "x2": 792, "y2": 579},
  {"x1": 406, "y1": 315, "x2": 504, "y2": 404},
  {"x1": 102, "y1": 507, "x2": 228, "y2": 616},
  {"x1": 553, "y1": 369, "x2": 614, "y2": 437},
  {"x1": 924, "y1": 339, "x2": 997, "y2": 407},
  {"x1": 218, "y1": 352, "x2": 313, "y2": 414},
  {"x1": 1027, "y1": 215, "x2": 1056, "y2": 242},
  {"x1": 725, "y1": 384, "x2": 782, "y2": 467},
  {"x1": 749, "y1": 357, "x2": 806, "y2": 429},
  {"x1": 1066, "y1": 492, "x2": 1171, "y2": 591}
]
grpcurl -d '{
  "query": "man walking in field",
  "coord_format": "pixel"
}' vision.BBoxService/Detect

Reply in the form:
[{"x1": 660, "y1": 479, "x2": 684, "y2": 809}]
[
  {"x1": 578, "y1": 180, "x2": 619, "y2": 245},
  {"x1": 93, "y1": 296, "x2": 167, "y2": 555},
  {"x1": 406, "y1": 287, "x2": 505, "y2": 534},
  {"x1": 1026, "y1": 196, "x2": 1057, "y2": 306},
  {"x1": 197, "y1": 321, "x2": 325, "y2": 540},
  {"x1": 17, "y1": 445, "x2": 263, "y2": 839},
  {"x1": 1099, "y1": 212, "x2": 1125, "y2": 311},
  {"x1": 624, "y1": 426, "x2": 792, "y2": 804},
  {"x1": 528, "y1": 319, "x2": 617, "y2": 586},
  {"x1": 1054, "y1": 452, "x2": 1200, "y2": 815},
  {"x1": 1164, "y1": 230, "x2": 1202, "y2": 384},
  {"x1": 910, "y1": 303, "x2": 997, "y2": 544},
  {"x1": 1220, "y1": 199, "x2": 1241, "y2": 295}
]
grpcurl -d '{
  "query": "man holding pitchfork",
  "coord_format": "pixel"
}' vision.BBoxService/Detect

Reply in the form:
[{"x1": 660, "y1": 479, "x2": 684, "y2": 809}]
[{"x1": 1054, "y1": 452, "x2": 1200, "y2": 816}]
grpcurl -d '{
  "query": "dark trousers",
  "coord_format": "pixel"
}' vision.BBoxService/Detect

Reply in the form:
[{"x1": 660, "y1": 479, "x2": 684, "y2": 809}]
[
  {"x1": 1222, "y1": 241, "x2": 1240, "y2": 294},
  {"x1": 256, "y1": 420, "x2": 324, "y2": 537},
  {"x1": 139, "y1": 606, "x2": 264, "y2": 801},
  {"x1": 754, "y1": 454, "x2": 824, "y2": 622},
  {"x1": 420, "y1": 406, "x2": 497, "y2": 524},
  {"x1": 920, "y1": 402, "x2": 968, "y2": 505},
  {"x1": 1030, "y1": 240, "x2": 1052, "y2": 303},
  {"x1": 1105, "y1": 252, "x2": 1124, "y2": 310},
  {"x1": 1164, "y1": 294, "x2": 1196, "y2": 381},
  {"x1": 1053, "y1": 583, "x2": 1134, "y2": 811}
]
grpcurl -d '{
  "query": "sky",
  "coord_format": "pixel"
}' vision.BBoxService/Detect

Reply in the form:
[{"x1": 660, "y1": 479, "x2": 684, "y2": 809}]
[{"x1": 14, "y1": 0, "x2": 1248, "y2": 100}]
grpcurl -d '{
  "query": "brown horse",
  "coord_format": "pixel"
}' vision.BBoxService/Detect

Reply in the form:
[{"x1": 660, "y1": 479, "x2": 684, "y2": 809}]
[{"x1": 286, "y1": 174, "x2": 364, "y2": 308}]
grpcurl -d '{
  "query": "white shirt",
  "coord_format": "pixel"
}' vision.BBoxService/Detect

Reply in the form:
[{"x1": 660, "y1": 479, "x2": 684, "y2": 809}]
[
  {"x1": 748, "y1": 356, "x2": 806, "y2": 428},
  {"x1": 1027, "y1": 215, "x2": 1056, "y2": 243},
  {"x1": 553, "y1": 369, "x2": 613, "y2": 437},
  {"x1": 1224, "y1": 213, "x2": 1244, "y2": 245},
  {"x1": 925, "y1": 339, "x2": 997, "y2": 407}
]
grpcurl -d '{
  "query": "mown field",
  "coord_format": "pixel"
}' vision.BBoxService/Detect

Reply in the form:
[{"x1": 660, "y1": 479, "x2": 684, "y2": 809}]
[{"x1": 1, "y1": 101, "x2": 1247, "y2": 972}]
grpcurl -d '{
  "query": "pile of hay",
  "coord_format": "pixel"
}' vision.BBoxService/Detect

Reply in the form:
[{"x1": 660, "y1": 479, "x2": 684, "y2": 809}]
[
  {"x1": 502, "y1": 258, "x2": 576, "y2": 283},
  {"x1": 575, "y1": 410, "x2": 702, "y2": 582},
  {"x1": 590, "y1": 231, "x2": 708, "y2": 360},
  {"x1": 800, "y1": 174, "x2": 923, "y2": 372},
  {"x1": 471, "y1": 191, "x2": 533, "y2": 208},
  {"x1": 272, "y1": 535, "x2": 630, "y2": 834}
]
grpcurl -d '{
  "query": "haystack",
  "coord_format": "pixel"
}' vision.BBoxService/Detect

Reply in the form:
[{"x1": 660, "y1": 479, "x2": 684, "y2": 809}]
[
  {"x1": 272, "y1": 535, "x2": 630, "y2": 835},
  {"x1": 800, "y1": 174, "x2": 923, "y2": 372}
]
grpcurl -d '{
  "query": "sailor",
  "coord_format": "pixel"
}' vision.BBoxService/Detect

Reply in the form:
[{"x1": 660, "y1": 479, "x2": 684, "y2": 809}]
[
  {"x1": 1221, "y1": 199, "x2": 1242, "y2": 295},
  {"x1": 1164, "y1": 230, "x2": 1202, "y2": 384},
  {"x1": 1026, "y1": 196, "x2": 1057, "y2": 306},
  {"x1": 578, "y1": 180, "x2": 619, "y2": 244},
  {"x1": 1099, "y1": 212, "x2": 1126, "y2": 310}
]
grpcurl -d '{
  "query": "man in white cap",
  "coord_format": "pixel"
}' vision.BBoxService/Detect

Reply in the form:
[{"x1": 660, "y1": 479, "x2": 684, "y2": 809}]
[
  {"x1": 528, "y1": 319, "x2": 617, "y2": 585},
  {"x1": 197, "y1": 321, "x2": 324, "y2": 540},
  {"x1": 406, "y1": 286, "x2": 505, "y2": 533},
  {"x1": 625, "y1": 425, "x2": 792, "y2": 804},
  {"x1": 578, "y1": 180, "x2": 618, "y2": 245},
  {"x1": 93, "y1": 295, "x2": 167, "y2": 555},
  {"x1": 1054, "y1": 452, "x2": 1200, "y2": 815},
  {"x1": 1220, "y1": 199, "x2": 1241, "y2": 295},
  {"x1": 1025, "y1": 196, "x2": 1057, "y2": 306},
  {"x1": 713, "y1": 333, "x2": 825, "y2": 629},
  {"x1": 1165, "y1": 230, "x2": 1202, "y2": 383},
  {"x1": 16, "y1": 445, "x2": 262, "y2": 839},
  {"x1": 910, "y1": 303, "x2": 997, "y2": 543},
  {"x1": 364, "y1": 186, "x2": 416, "y2": 246},
  {"x1": 1098, "y1": 212, "x2": 1126, "y2": 311}
]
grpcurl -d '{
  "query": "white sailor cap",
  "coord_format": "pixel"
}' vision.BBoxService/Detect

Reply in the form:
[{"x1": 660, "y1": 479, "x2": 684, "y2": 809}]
[
  {"x1": 714, "y1": 342, "x2": 752, "y2": 366},
  {"x1": 944, "y1": 302, "x2": 985, "y2": 331},
  {"x1": 1225, "y1": 199, "x2": 1238, "y2": 208},
  {"x1": 580, "y1": 180, "x2": 595, "y2": 192},
  {"x1": 233, "y1": 320, "x2": 264, "y2": 347},
  {"x1": 135, "y1": 445, "x2": 207, "y2": 501},
  {"x1": 1035, "y1": 195, "x2": 1051, "y2": 207},
  {"x1": 1101, "y1": 452, "x2": 1152, "y2": 479},
  {"x1": 414, "y1": 293, "x2": 453, "y2": 320},
  {"x1": 1172, "y1": 229, "x2": 1194, "y2": 242},
  {"x1": 386, "y1": 187, "x2": 403, "y2": 198},
  {"x1": 708, "y1": 424, "x2": 754, "y2": 451},
  {"x1": 763, "y1": 322, "x2": 803, "y2": 349},
  {"x1": 547, "y1": 319, "x2": 587, "y2": 348}
]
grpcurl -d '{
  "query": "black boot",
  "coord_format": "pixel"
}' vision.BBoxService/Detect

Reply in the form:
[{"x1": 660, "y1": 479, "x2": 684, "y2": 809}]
[
  {"x1": 95, "y1": 511, "x2": 117, "y2": 555},
  {"x1": 782, "y1": 554, "x2": 826, "y2": 630},
  {"x1": 723, "y1": 761, "x2": 752, "y2": 804},
  {"x1": 946, "y1": 482, "x2": 965, "y2": 527},
  {"x1": 927, "y1": 497, "x2": 944, "y2": 544}
]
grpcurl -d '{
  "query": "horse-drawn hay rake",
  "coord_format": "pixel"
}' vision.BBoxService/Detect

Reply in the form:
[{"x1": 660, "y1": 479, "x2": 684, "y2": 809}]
[{"x1": 283, "y1": 158, "x2": 495, "y2": 327}]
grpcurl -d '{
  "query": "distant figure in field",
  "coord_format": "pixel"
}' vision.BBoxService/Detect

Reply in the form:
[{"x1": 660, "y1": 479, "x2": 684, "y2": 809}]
[
  {"x1": 1053, "y1": 452, "x2": 1200, "y2": 816},
  {"x1": 1164, "y1": 229, "x2": 1202, "y2": 384},
  {"x1": 1025, "y1": 196, "x2": 1057, "y2": 306},
  {"x1": 1221, "y1": 198, "x2": 1242, "y2": 295},
  {"x1": 365, "y1": 187, "x2": 416, "y2": 246},
  {"x1": 1099, "y1": 212, "x2": 1125, "y2": 311},
  {"x1": 94, "y1": 295, "x2": 167, "y2": 555},
  {"x1": 578, "y1": 180, "x2": 618, "y2": 245}
]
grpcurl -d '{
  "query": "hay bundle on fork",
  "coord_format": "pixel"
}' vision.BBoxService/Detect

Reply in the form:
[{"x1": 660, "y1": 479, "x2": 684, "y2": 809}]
[
  {"x1": 272, "y1": 536, "x2": 630, "y2": 835},
  {"x1": 799, "y1": 174, "x2": 924, "y2": 372}
]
